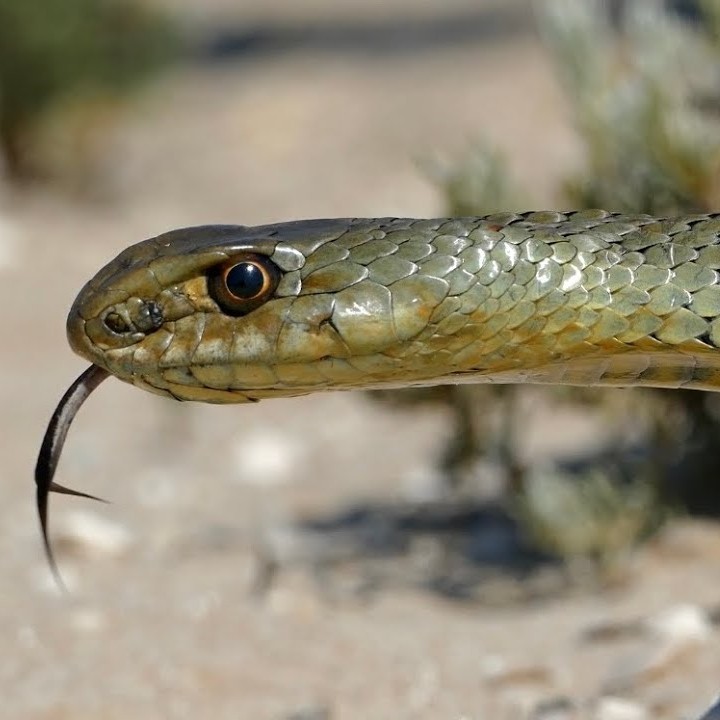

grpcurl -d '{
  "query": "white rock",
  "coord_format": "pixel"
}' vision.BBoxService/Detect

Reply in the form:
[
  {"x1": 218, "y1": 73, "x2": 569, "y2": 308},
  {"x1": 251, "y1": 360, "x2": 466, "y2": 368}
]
[
  {"x1": 56, "y1": 510, "x2": 133, "y2": 558},
  {"x1": 594, "y1": 697, "x2": 648, "y2": 720},
  {"x1": 401, "y1": 465, "x2": 448, "y2": 502},
  {"x1": 231, "y1": 430, "x2": 304, "y2": 486},
  {"x1": 71, "y1": 607, "x2": 106, "y2": 633},
  {"x1": 645, "y1": 604, "x2": 712, "y2": 645},
  {"x1": 601, "y1": 605, "x2": 713, "y2": 694}
]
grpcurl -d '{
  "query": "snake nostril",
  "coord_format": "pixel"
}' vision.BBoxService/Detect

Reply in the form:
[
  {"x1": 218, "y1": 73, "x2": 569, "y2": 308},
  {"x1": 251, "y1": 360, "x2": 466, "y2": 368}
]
[
  {"x1": 135, "y1": 301, "x2": 164, "y2": 333},
  {"x1": 103, "y1": 312, "x2": 130, "y2": 334}
]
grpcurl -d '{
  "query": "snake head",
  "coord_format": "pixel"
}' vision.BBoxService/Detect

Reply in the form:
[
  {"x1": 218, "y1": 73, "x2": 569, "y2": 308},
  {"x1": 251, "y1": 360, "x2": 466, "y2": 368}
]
[{"x1": 66, "y1": 218, "x2": 474, "y2": 403}]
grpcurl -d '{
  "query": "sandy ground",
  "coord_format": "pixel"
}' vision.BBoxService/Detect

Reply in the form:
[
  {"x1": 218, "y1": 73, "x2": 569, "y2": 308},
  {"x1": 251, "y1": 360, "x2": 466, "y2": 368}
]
[{"x1": 3, "y1": 2, "x2": 720, "y2": 718}]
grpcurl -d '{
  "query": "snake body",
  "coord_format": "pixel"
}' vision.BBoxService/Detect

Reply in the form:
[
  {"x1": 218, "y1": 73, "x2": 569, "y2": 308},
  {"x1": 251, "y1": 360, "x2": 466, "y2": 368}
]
[
  {"x1": 35, "y1": 208, "x2": 720, "y2": 581},
  {"x1": 67, "y1": 209, "x2": 720, "y2": 402}
]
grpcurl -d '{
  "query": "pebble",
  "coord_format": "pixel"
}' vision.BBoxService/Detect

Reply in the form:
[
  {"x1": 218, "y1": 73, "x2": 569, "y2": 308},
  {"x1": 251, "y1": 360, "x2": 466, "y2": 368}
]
[
  {"x1": 70, "y1": 607, "x2": 106, "y2": 633},
  {"x1": 594, "y1": 697, "x2": 649, "y2": 720},
  {"x1": 530, "y1": 697, "x2": 578, "y2": 719},
  {"x1": 55, "y1": 510, "x2": 133, "y2": 558},
  {"x1": 231, "y1": 430, "x2": 304, "y2": 486},
  {"x1": 645, "y1": 604, "x2": 712, "y2": 645},
  {"x1": 584, "y1": 603, "x2": 713, "y2": 646},
  {"x1": 589, "y1": 603, "x2": 713, "y2": 694},
  {"x1": 483, "y1": 657, "x2": 555, "y2": 688}
]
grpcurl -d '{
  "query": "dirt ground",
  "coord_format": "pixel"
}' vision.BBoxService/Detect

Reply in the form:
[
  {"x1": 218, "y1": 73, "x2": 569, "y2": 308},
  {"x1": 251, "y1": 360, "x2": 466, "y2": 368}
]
[{"x1": 4, "y1": 2, "x2": 720, "y2": 718}]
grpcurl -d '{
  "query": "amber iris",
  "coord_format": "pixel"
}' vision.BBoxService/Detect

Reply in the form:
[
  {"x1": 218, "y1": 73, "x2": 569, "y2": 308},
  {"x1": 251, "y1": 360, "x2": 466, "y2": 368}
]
[{"x1": 208, "y1": 253, "x2": 281, "y2": 315}]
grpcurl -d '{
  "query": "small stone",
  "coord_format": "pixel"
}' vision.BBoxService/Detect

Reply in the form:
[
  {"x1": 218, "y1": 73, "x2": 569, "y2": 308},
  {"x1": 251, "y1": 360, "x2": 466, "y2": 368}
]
[
  {"x1": 594, "y1": 697, "x2": 649, "y2": 720},
  {"x1": 231, "y1": 430, "x2": 303, "y2": 486},
  {"x1": 582, "y1": 617, "x2": 643, "y2": 644},
  {"x1": 70, "y1": 607, "x2": 106, "y2": 633},
  {"x1": 603, "y1": 608, "x2": 710, "y2": 693},
  {"x1": 55, "y1": 510, "x2": 133, "y2": 558},
  {"x1": 483, "y1": 657, "x2": 554, "y2": 688},
  {"x1": 645, "y1": 604, "x2": 712, "y2": 645},
  {"x1": 531, "y1": 697, "x2": 578, "y2": 719},
  {"x1": 585, "y1": 603, "x2": 712, "y2": 651}
]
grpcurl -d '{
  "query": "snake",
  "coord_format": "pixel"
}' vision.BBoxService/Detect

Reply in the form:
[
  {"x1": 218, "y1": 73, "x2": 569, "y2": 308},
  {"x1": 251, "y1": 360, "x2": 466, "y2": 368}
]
[{"x1": 35, "y1": 209, "x2": 720, "y2": 582}]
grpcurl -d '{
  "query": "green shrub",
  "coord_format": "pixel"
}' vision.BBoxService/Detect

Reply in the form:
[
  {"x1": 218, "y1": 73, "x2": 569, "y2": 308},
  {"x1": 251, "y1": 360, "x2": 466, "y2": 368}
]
[
  {"x1": 425, "y1": 0, "x2": 720, "y2": 571},
  {"x1": 0, "y1": 0, "x2": 179, "y2": 179}
]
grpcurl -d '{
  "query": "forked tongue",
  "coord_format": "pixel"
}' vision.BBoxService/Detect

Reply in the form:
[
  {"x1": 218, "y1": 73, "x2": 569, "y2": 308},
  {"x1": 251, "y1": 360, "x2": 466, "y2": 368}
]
[{"x1": 35, "y1": 364, "x2": 110, "y2": 590}]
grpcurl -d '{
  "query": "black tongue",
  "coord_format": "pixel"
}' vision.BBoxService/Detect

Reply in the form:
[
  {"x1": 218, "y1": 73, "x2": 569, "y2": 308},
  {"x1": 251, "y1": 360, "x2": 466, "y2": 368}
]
[{"x1": 35, "y1": 364, "x2": 110, "y2": 590}]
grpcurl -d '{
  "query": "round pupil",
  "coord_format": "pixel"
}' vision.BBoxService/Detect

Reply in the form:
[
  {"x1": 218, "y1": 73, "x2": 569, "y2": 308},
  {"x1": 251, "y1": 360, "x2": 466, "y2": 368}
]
[{"x1": 225, "y1": 262, "x2": 265, "y2": 299}]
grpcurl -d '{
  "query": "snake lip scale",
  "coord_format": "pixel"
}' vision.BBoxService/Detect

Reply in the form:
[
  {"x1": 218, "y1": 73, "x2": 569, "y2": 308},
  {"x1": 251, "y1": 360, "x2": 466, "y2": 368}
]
[{"x1": 35, "y1": 210, "x2": 720, "y2": 580}]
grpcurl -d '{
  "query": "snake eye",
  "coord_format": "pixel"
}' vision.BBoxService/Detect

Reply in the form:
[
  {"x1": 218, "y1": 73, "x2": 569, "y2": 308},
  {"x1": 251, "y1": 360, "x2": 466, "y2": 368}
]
[{"x1": 208, "y1": 253, "x2": 281, "y2": 315}]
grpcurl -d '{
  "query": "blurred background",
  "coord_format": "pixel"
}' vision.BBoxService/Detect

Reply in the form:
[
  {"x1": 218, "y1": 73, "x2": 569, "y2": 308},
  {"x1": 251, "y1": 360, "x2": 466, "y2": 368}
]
[{"x1": 5, "y1": 0, "x2": 720, "y2": 718}]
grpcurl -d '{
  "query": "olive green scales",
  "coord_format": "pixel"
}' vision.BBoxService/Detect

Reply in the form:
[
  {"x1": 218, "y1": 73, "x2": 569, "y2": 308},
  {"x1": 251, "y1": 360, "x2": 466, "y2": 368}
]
[{"x1": 66, "y1": 210, "x2": 720, "y2": 403}]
